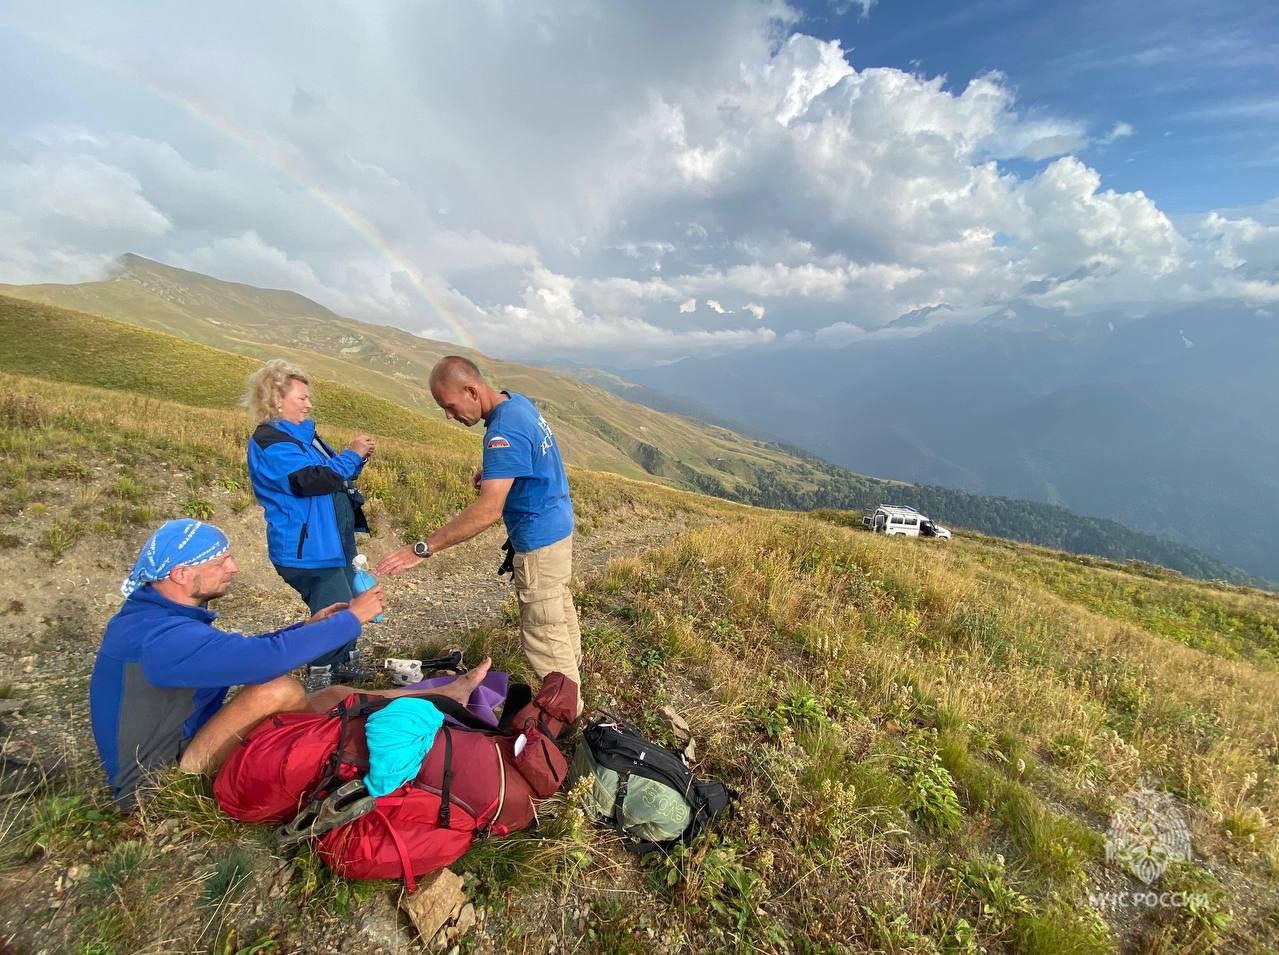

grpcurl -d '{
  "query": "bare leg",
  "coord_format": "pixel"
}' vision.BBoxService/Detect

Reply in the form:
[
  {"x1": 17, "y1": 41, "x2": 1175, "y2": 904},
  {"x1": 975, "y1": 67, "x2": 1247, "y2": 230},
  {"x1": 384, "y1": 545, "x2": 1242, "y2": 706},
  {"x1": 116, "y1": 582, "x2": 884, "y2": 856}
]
[
  {"x1": 180, "y1": 659, "x2": 494, "y2": 776},
  {"x1": 179, "y1": 675, "x2": 307, "y2": 775},
  {"x1": 301, "y1": 657, "x2": 493, "y2": 713}
]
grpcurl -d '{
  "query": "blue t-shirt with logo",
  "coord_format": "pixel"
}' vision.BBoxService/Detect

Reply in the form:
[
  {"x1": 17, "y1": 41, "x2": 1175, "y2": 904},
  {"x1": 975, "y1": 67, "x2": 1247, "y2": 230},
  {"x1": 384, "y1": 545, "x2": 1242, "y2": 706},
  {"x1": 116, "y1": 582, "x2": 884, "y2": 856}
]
[{"x1": 481, "y1": 392, "x2": 574, "y2": 553}]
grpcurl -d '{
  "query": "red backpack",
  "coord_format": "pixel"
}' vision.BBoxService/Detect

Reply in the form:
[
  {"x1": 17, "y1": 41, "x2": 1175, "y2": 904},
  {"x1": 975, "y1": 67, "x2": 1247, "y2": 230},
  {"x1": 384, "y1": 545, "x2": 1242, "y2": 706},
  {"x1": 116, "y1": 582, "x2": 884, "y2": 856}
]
[{"x1": 213, "y1": 673, "x2": 578, "y2": 890}]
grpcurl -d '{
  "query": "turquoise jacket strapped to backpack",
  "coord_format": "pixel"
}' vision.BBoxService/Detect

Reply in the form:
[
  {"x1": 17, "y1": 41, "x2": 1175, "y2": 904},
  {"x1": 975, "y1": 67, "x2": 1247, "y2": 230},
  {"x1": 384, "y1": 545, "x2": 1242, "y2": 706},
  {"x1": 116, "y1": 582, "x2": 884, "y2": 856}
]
[{"x1": 247, "y1": 418, "x2": 369, "y2": 569}]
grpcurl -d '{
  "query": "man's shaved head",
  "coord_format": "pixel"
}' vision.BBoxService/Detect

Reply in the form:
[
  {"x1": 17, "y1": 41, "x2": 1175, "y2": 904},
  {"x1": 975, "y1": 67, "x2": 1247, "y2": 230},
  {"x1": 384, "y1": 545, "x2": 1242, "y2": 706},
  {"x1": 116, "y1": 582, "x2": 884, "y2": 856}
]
[
  {"x1": 429, "y1": 355, "x2": 497, "y2": 428},
  {"x1": 429, "y1": 355, "x2": 485, "y2": 390}
]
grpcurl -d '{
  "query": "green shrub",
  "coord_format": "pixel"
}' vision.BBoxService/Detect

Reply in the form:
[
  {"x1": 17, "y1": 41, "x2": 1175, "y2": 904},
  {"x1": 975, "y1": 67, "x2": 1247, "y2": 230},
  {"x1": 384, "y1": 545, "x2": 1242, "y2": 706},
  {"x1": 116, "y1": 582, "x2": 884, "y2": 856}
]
[
  {"x1": 900, "y1": 756, "x2": 963, "y2": 834},
  {"x1": 183, "y1": 494, "x2": 216, "y2": 521},
  {"x1": 85, "y1": 840, "x2": 148, "y2": 899},
  {"x1": 41, "y1": 521, "x2": 79, "y2": 558}
]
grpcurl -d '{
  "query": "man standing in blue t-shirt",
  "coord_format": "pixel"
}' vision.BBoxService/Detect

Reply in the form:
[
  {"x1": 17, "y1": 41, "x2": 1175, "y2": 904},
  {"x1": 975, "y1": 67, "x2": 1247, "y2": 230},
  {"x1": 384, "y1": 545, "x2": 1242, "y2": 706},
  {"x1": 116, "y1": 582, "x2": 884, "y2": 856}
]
[{"x1": 377, "y1": 356, "x2": 583, "y2": 714}]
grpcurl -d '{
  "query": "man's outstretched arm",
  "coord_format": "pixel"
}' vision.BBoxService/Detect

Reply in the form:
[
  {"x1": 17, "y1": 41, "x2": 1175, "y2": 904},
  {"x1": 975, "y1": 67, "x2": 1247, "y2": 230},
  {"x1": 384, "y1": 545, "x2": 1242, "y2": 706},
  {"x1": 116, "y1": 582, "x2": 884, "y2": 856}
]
[
  {"x1": 141, "y1": 588, "x2": 386, "y2": 688},
  {"x1": 376, "y1": 478, "x2": 512, "y2": 576}
]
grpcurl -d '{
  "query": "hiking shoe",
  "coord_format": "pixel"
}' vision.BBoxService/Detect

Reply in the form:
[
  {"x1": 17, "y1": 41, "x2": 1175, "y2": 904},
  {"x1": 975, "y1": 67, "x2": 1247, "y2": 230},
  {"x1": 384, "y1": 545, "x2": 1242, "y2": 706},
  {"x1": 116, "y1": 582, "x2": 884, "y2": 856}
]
[
  {"x1": 385, "y1": 657, "x2": 424, "y2": 687},
  {"x1": 304, "y1": 664, "x2": 333, "y2": 693},
  {"x1": 425, "y1": 647, "x2": 466, "y2": 674},
  {"x1": 332, "y1": 650, "x2": 376, "y2": 686}
]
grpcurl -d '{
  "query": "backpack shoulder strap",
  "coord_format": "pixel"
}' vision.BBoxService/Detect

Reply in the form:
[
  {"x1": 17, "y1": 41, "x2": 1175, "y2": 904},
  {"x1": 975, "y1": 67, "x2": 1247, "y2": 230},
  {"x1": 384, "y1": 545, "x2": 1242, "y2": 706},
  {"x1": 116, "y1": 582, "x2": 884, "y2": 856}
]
[
  {"x1": 304, "y1": 693, "x2": 379, "y2": 805},
  {"x1": 608, "y1": 771, "x2": 664, "y2": 854},
  {"x1": 410, "y1": 693, "x2": 500, "y2": 733},
  {"x1": 496, "y1": 684, "x2": 535, "y2": 733},
  {"x1": 436, "y1": 725, "x2": 454, "y2": 828},
  {"x1": 340, "y1": 689, "x2": 507, "y2": 734},
  {"x1": 685, "y1": 780, "x2": 734, "y2": 839},
  {"x1": 313, "y1": 433, "x2": 340, "y2": 457}
]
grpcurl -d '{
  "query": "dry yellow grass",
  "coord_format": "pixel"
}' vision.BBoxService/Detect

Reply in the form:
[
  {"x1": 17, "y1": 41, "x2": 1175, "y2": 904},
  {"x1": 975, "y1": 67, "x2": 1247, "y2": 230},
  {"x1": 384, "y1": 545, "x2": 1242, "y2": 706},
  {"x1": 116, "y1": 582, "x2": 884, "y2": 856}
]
[{"x1": 3, "y1": 371, "x2": 1278, "y2": 952}]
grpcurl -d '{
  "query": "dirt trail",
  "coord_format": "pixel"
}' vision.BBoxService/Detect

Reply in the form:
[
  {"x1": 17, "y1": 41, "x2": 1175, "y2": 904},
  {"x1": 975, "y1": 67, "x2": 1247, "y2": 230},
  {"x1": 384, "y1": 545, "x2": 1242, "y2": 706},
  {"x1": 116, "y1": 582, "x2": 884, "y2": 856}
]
[{"x1": 0, "y1": 474, "x2": 697, "y2": 775}]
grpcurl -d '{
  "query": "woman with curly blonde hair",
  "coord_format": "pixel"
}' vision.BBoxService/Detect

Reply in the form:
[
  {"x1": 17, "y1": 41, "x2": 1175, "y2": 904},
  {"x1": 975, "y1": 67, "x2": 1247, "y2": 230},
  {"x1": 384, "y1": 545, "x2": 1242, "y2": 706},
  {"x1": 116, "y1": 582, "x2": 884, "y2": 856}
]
[{"x1": 243, "y1": 360, "x2": 377, "y2": 689}]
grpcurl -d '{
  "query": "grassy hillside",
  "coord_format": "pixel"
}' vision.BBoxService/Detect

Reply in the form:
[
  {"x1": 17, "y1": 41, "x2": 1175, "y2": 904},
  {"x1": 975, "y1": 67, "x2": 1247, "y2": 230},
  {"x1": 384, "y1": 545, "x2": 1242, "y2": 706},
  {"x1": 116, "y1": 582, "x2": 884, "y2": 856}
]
[
  {"x1": 0, "y1": 256, "x2": 830, "y2": 494},
  {"x1": 1, "y1": 364, "x2": 1277, "y2": 951},
  {"x1": 2, "y1": 334, "x2": 1279, "y2": 952},
  {"x1": 0, "y1": 278, "x2": 1253, "y2": 584}
]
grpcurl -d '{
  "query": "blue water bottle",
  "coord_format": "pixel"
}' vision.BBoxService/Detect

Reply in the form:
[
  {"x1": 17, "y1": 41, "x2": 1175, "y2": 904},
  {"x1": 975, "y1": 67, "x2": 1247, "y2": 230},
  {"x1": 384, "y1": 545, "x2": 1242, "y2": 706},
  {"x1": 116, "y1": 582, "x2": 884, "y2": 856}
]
[{"x1": 352, "y1": 554, "x2": 385, "y2": 623}]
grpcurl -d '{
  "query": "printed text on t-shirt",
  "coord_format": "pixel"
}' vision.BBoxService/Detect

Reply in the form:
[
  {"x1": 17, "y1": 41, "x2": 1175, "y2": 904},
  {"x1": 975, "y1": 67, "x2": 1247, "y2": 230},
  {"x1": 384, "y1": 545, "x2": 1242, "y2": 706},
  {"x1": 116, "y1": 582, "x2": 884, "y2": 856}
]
[{"x1": 537, "y1": 414, "x2": 554, "y2": 456}]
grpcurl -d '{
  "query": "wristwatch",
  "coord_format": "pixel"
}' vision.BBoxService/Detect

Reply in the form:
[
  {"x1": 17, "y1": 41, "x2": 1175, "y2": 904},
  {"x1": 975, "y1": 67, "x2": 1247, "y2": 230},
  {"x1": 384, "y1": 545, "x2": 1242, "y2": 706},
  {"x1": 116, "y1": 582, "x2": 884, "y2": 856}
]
[{"x1": 413, "y1": 540, "x2": 433, "y2": 558}]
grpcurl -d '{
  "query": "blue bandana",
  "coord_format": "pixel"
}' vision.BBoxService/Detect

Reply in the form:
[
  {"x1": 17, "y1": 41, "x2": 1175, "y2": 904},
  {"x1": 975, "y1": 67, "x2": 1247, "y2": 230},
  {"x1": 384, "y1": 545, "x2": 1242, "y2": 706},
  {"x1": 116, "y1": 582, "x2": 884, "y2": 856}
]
[{"x1": 121, "y1": 519, "x2": 230, "y2": 597}]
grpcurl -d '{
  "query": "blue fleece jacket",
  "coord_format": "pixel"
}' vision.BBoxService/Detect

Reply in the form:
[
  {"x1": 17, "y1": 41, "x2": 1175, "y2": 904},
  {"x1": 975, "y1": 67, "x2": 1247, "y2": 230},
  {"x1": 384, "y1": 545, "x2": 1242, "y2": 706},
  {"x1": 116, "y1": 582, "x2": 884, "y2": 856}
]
[
  {"x1": 246, "y1": 417, "x2": 367, "y2": 569},
  {"x1": 89, "y1": 586, "x2": 361, "y2": 806}
]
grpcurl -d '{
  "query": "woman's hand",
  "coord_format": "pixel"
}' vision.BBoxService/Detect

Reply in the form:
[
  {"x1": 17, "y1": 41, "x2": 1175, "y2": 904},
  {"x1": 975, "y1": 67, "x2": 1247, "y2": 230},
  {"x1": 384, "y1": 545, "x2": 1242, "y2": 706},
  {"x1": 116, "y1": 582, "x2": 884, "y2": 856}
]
[
  {"x1": 349, "y1": 433, "x2": 376, "y2": 459},
  {"x1": 348, "y1": 586, "x2": 387, "y2": 624}
]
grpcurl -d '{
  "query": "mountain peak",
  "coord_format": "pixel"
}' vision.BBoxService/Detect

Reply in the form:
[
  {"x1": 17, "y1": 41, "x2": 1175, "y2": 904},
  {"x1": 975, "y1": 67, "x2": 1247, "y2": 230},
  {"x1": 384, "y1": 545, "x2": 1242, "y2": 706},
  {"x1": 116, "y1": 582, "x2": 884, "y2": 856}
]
[
  {"x1": 104, "y1": 252, "x2": 344, "y2": 323},
  {"x1": 112, "y1": 252, "x2": 192, "y2": 278}
]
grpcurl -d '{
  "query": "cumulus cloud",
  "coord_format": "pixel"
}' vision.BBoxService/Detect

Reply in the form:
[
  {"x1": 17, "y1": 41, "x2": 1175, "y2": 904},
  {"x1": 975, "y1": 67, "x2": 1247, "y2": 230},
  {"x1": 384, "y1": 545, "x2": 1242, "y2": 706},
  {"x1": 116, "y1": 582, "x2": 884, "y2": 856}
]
[
  {"x1": 1195, "y1": 211, "x2": 1279, "y2": 302},
  {"x1": 0, "y1": 148, "x2": 172, "y2": 283},
  {"x1": 682, "y1": 261, "x2": 923, "y2": 300},
  {"x1": 1199, "y1": 212, "x2": 1279, "y2": 272},
  {"x1": 1007, "y1": 156, "x2": 1184, "y2": 310},
  {"x1": 170, "y1": 232, "x2": 331, "y2": 299},
  {"x1": 0, "y1": 2, "x2": 1273, "y2": 363},
  {"x1": 983, "y1": 113, "x2": 1092, "y2": 161},
  {"x1": 497, "y1": 267, "x2": 775, "y2": 356},
  {"x1": 9, "y1": 154, "x2": 170, "y2": 239}
]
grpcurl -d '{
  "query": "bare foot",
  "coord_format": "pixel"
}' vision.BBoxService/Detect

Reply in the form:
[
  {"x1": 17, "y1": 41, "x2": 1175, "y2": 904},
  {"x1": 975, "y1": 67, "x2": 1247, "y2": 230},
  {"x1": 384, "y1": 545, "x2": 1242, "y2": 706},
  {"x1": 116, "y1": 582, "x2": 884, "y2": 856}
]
[
  {"x1": 309, "y1": 658, "x2": 495, "y2": 714},
  {"x1": 427, "y1": 657, "x2": 492, "y2": 708}
]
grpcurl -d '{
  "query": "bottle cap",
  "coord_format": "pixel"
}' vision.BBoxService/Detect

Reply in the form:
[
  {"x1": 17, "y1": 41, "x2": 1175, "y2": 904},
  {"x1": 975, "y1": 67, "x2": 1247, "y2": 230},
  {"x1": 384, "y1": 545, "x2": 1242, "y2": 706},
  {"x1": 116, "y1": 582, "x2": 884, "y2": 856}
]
[{"x1": 352, "y1": 554, "x2": 369, "y2": 570}]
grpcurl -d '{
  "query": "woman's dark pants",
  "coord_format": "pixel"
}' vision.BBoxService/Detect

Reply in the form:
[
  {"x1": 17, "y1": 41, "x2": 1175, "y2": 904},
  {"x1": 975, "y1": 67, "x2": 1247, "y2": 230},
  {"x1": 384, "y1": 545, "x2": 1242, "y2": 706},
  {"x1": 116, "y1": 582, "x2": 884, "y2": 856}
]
[{"x1": 274, "y1": 564, "x2": 358, "y2": 667}]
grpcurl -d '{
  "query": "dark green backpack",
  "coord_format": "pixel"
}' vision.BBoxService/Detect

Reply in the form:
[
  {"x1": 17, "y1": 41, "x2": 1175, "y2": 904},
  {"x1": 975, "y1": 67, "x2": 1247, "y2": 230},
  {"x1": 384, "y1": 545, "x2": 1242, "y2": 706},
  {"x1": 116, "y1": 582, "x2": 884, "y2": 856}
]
[{"x1": 571, "y1": 718, "x2": 731, "y2": 852}]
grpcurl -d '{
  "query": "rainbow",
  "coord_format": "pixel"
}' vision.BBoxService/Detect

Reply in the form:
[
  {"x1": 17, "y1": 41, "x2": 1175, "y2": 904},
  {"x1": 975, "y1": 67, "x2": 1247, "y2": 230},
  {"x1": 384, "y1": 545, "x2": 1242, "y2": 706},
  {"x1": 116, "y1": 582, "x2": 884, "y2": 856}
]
[{"x1": 18, "y1": 26, "x2": 478, "y2": 350}]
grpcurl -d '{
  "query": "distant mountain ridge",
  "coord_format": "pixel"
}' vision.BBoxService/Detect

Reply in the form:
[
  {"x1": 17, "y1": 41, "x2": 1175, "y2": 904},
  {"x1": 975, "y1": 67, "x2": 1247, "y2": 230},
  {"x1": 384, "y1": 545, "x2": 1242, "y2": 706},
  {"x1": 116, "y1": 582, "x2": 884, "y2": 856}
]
[
  {"x1": 0, "y1": 256, "x2": 1257, "y2": 584},
  {"x1": 629, "y1": 301, "x2": 1279, "y2": 581}
]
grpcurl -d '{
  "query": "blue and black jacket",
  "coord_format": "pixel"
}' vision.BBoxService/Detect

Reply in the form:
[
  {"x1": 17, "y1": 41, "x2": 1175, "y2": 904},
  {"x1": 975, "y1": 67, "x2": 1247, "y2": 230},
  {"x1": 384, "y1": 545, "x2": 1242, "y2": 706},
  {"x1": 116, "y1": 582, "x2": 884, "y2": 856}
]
[
  {"x1": 247, "y1": 418, "x2": 369, "y2": 569},
  {"x1": 89, "y1": 585, "x2": 362, "y2": 806}
]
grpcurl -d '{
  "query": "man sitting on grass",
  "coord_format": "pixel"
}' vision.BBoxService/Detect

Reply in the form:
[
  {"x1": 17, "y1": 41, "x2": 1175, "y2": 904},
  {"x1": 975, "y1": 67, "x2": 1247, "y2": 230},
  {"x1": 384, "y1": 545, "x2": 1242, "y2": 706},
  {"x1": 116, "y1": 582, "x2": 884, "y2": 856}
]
[{"x1": 90, "y1": 519, "x2": 491, "y2": 808}]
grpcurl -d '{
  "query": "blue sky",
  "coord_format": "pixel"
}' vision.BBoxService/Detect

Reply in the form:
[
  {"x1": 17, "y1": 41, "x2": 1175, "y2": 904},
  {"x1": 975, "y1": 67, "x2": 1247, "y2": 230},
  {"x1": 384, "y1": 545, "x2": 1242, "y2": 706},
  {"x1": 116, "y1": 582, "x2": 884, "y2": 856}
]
[
  {"x1": 1, "y1": 1, "x2": 1276, "y2": 362},
  {"x1": 806, "y1": 0, "x2": 1278, "y2": 213}
]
